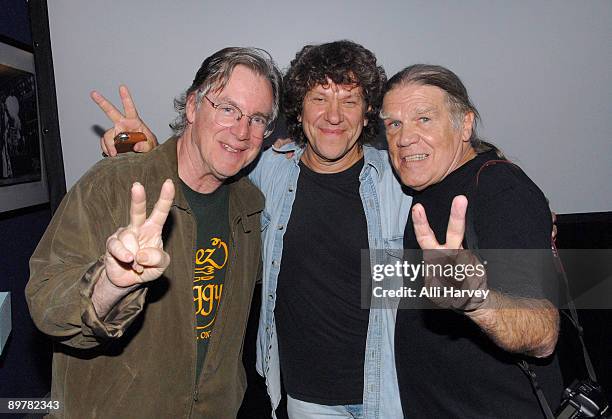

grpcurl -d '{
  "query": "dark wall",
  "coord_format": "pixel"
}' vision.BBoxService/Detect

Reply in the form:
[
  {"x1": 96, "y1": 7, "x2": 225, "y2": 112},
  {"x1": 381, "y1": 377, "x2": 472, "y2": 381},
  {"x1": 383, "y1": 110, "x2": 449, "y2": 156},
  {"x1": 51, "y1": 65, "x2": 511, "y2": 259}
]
[
  {"x1": 0, "y1": 0, "x2": 31, "y2": 46},
  {"x1": 0, "y1": 205, "x2": 53, "y2": 398},
  {"x1": 0, "y1": 0, "x2": 53, "y2": 401},
  {"x1": 556, "y1": 212, "x2": 612, "y2": 404}
]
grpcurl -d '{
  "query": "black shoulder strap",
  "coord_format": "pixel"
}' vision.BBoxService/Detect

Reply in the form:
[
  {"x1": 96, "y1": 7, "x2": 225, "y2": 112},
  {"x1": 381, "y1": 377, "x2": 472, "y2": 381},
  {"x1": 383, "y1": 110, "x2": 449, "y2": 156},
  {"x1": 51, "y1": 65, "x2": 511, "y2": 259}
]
[
  {"x1": 464, "y1": 159, "x2": 510, "y2": 252},
  {"x1": 551, "y1": 241, "x2": 599, "y2": 384},
  {"x1": 517, "y1": 360, "x2": 556, "y2": 419}
]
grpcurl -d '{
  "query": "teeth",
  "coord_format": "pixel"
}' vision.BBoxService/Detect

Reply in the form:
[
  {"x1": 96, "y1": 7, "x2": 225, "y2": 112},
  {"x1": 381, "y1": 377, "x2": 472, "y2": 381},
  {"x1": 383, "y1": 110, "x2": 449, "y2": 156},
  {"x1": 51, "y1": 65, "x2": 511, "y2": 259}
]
[
  {"x1": 223, "y1": 144, "x2": 239, "y2": 153},
  {"x1": 404, "y1": 154, "x2": 429, "y2": 162}
]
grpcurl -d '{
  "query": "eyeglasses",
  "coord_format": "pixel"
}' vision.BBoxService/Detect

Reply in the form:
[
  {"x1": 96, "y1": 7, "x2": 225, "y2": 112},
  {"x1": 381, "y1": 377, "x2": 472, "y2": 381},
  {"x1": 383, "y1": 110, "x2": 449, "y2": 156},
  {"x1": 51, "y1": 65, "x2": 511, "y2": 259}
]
[{"x1": 201, "y1": 94, "x2": 273, "y2": 138}]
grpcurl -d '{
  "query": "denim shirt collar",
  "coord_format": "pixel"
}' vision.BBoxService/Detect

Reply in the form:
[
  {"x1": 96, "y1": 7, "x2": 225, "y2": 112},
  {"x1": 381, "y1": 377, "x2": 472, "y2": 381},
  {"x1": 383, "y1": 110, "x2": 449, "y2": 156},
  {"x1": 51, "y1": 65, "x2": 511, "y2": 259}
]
[
  {"x1": 361, "y1": 145, "x2": 385, "y2": 181},
  {"x1": 274, "y1": 142, "x2": 385, "y2": 181}
]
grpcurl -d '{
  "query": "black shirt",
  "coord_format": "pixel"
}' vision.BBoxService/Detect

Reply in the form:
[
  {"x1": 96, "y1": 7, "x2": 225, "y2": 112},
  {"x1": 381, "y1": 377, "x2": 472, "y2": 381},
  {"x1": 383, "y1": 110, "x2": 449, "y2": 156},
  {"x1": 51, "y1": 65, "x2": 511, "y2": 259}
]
[
  {"x1": 396, "y1": 151, "x2": 563, "y2": 418},
  {"x1": 275, "y1": 158, "x2": 370, "y2": 405}
]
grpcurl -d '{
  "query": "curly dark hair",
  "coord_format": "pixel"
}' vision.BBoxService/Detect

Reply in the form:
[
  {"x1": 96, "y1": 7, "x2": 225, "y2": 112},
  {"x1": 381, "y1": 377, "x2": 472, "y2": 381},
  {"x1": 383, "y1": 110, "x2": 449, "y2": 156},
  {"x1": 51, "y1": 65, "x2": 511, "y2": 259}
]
[{"x1": 283, "y1": 40, "x2": 386, "y2": 146}]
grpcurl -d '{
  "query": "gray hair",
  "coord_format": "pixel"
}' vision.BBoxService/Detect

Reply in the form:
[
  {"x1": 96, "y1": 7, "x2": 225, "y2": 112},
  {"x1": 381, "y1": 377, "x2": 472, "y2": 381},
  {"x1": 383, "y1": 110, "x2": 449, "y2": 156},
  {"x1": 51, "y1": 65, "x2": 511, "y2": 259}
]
[
  {"x1": 170, "y1": 47, "x2": 282, "y2": 137},
  {"x1": 384, "y1": 64, "x2": 501, "y2": 155}
]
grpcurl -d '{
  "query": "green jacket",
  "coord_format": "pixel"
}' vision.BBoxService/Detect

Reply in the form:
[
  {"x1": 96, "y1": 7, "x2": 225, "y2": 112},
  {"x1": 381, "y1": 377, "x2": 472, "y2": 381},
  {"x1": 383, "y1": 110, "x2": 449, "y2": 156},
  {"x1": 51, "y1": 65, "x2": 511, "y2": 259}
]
[{"x1": 26, "y1": 137, "x2": 264, "y2": 418}]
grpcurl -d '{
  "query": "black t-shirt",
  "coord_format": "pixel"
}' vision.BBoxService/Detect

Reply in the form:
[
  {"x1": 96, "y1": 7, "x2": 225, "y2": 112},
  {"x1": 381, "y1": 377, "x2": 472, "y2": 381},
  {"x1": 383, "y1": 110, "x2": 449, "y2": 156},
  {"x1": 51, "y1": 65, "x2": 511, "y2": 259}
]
[
  {"x1": 396, "y1": 151, "x2": 564, "y2": 418},
  {"x1": 275, "y1": 158, "x2": 370, "y2": 405},
  {"x1": 181, "y1": 181, "x2": 230, "y2": 379}
]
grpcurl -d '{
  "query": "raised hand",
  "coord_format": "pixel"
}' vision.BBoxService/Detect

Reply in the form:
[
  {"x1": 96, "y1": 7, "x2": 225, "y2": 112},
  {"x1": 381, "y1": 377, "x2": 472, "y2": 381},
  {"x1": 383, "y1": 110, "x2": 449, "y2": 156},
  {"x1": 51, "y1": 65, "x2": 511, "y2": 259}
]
[
  {"x1": 104, "y1": 179, "x2": 175, "y2": 287},
  {"x1": 271, "y1": 137, "x2": 295, "y2": 159},
  {"x1": 91, "y1": 85, "x2": 158, "y2": 156},
  {"x1": 412, "y1": 195, "x2": 489, "y2": 311},
  {"x1": 92, "y1": 179, "x2": 175, "y2": 317},
  {"x1": 412, "y1": 195, "x2": 468, "y2": 251}
]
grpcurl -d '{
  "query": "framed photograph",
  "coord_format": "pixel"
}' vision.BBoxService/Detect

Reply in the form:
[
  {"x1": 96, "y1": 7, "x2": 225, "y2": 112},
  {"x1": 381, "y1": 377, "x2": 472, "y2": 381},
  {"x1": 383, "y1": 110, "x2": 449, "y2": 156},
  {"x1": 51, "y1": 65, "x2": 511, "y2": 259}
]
[{"x1": 0, "y1": 38, "x2": 48, "y2": 213}]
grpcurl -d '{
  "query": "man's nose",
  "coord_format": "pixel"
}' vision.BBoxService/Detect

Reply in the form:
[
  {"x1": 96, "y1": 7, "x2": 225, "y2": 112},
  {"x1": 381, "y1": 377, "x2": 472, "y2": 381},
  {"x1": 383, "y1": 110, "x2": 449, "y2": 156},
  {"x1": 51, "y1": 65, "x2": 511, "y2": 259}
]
[
  {"x1": 231, "y1": 116, "x2": 251, "y2": 140},
  {"x1": 397, "y1": 127, "x2": 420, "y2": 147},
  {"x1": 324, "y1": 99, "x2": 343, "y2": 125}
]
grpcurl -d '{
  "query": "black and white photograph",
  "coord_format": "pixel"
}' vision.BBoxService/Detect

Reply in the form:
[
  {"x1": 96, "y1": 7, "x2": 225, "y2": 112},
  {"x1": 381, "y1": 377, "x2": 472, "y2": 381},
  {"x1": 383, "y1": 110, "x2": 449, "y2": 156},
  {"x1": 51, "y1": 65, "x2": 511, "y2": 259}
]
[
  {"x1": 0, "y1": 63, "x2": 41, "y2": 185},
  {"x1": 0, "y1": 38, "x2": 47, "y2": 212}
]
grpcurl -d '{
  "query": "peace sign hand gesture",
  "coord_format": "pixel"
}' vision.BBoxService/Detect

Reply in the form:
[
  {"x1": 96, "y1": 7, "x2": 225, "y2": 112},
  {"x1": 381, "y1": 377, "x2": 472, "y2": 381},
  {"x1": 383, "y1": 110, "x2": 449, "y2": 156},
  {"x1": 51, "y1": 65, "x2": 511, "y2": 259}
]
[
  {"x1": 93, "y1": 179, "x2": 175, "y2": 317},
  {"x1": 412, "y1": 195, "x2": 489, "y2": 311},
  {"x1": 104, "y1": 179, "x2": 175, "y2": 287},
  {"x1": 91, "y1": 85, "x2": 158, "y2": 157}
]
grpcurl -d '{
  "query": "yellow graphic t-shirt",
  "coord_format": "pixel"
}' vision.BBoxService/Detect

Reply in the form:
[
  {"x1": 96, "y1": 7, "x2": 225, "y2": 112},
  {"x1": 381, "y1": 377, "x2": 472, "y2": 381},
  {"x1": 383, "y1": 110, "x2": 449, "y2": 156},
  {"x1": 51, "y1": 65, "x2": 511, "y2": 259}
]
[
  {"x1": 193, "y1": 237, "x2": 227, "y2": 340},
  {"x1": 181, "y1": 181, "x2": 229, "y2": 377}
]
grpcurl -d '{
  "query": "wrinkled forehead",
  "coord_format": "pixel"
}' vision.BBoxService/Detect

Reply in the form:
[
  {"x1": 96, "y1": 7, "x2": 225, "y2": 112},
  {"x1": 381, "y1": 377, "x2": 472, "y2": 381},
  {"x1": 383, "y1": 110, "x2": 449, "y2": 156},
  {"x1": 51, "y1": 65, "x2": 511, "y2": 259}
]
[{"x1": 381, "y1": 83, "x2": 448, "y2": 116}]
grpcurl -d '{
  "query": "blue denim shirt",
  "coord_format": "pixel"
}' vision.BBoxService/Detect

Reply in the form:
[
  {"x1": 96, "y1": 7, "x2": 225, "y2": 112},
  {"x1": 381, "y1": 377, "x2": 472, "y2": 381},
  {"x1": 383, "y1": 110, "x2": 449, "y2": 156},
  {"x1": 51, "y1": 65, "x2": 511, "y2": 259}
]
[{"x1": 249, "y1": 144, "x2": 411, "y2": 418}]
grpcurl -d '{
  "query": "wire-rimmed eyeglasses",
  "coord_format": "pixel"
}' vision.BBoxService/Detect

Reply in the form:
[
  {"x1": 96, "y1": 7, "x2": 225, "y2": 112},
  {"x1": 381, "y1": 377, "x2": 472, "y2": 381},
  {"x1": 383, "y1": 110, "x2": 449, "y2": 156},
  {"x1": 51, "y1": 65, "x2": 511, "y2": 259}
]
[{"x1": 201, "y1": 94, "x2": 274, "y2": 138}]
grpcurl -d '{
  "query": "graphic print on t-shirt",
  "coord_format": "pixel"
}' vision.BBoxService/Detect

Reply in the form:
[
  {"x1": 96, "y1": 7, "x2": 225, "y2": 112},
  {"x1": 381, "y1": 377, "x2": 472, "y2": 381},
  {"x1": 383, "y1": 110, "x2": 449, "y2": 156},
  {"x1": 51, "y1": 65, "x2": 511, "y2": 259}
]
[
  {"x1": 180, "y1": 179, "x2": 229, "y2": 375},
  {"x1": 193, "y1": 237, "x2": 227, "y2": 341}
]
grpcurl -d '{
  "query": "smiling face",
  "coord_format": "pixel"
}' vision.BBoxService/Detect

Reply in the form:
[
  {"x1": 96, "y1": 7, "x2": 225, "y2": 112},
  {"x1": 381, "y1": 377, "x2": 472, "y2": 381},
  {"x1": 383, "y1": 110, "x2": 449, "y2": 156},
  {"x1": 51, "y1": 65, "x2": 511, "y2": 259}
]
[
  {"x1": 299, "y1": 80, "x2": 369, "y2": 173},
  {"x1": 182, "y1": 65, "x2": 273, "y2": 190},
  {"x1": 381, "y1": 83, "x2": 475, "y2": 190}
]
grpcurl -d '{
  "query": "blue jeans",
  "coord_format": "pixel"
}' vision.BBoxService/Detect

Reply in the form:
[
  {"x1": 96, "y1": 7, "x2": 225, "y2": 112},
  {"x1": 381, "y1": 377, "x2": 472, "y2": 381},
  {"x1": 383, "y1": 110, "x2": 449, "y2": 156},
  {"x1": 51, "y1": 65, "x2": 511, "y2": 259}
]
[{"x1": 287, "y1": 395, "x2": 364, "y2": 419}]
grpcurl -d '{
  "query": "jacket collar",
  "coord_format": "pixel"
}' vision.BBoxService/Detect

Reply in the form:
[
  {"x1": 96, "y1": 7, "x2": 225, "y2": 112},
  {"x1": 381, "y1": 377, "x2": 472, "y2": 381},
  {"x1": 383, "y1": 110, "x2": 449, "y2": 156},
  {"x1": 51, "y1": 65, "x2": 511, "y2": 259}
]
[
  {"x1": 360, "y1": 144, "x2": 384, "y2": 181},
  {"x1": 152, "y1": 137, "x2": 190, "y2": 211},
  {"x1": 228, "y1": 177, "x2": 264, "y2": 233}
]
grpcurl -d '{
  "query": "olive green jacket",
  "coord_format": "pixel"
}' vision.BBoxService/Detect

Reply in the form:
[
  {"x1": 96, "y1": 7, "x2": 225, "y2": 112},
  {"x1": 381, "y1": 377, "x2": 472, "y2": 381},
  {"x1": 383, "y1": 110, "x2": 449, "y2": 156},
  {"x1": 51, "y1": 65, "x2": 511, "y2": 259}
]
[{"x1": 26, "y1": 137, "x2": 264, "y2": 418}]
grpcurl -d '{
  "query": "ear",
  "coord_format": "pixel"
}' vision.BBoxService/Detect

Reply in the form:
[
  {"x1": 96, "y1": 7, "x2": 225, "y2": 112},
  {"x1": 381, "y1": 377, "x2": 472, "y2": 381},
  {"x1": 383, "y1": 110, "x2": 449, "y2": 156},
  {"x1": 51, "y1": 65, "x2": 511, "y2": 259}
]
[
  {"x1": 297, "y1": 114, "x2": 302, "y2": 123},
  {"x1": 186, "y1": 92, "x2": 197, "y2": 124},
  {"x1": 461, "y1": 111, "x2": 475, "y2": 142}
]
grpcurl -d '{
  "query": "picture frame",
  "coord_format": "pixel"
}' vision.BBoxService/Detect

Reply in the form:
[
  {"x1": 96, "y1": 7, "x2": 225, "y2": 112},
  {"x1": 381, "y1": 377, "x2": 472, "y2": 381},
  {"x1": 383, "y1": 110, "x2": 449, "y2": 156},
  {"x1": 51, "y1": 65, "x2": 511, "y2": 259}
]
[{"x1": 0, "y1": 36, "x2": 48, "y2": 213}]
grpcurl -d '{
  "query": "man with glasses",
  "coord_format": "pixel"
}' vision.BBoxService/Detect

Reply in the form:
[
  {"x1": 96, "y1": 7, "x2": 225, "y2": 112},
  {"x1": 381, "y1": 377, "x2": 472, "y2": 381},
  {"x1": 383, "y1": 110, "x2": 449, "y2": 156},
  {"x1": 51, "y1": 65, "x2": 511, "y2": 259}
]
[
  {"x1": 95, "y1": 40, "x2": 411, "y2": 419},
  {"x1": 26, "y1": 47, "x2": 282, "y2": 419}
]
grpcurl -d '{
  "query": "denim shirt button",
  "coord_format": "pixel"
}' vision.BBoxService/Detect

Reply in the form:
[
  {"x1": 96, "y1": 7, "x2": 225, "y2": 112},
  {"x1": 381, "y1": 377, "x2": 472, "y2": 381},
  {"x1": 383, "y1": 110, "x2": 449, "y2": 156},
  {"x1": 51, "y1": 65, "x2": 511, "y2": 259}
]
[
  {"x1": 288, "y1": 186, "x2": 294, "y2": 192},
  {"x1": 278, "y1": 224, "x2": 284, "y2": 230}
]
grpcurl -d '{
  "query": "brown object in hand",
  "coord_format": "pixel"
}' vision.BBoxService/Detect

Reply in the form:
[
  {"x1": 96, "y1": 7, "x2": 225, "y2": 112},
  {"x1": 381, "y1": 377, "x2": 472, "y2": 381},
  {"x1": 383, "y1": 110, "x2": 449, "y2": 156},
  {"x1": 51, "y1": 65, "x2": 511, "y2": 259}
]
[{"x1": 114, "y1": 132, "x2": 147, "y2": 153}]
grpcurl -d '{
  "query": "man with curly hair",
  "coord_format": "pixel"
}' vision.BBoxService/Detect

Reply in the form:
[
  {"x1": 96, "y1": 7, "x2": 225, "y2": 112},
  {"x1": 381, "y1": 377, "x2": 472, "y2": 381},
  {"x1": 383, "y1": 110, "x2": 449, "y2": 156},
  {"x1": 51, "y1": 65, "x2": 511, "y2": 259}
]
[
  {"x1": 251, "y1": 41, "x2": 410, "y2": 418},
  {"x1": 95, "y1": 40, "x2": 411, "y2": 418}
]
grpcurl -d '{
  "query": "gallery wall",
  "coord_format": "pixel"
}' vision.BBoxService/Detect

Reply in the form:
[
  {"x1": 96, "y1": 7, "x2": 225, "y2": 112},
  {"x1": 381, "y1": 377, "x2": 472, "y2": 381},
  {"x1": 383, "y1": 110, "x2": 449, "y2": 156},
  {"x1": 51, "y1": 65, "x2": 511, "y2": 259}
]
[{"x1": 46, "y1": 0, "x2": 611, "y2": 214}]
